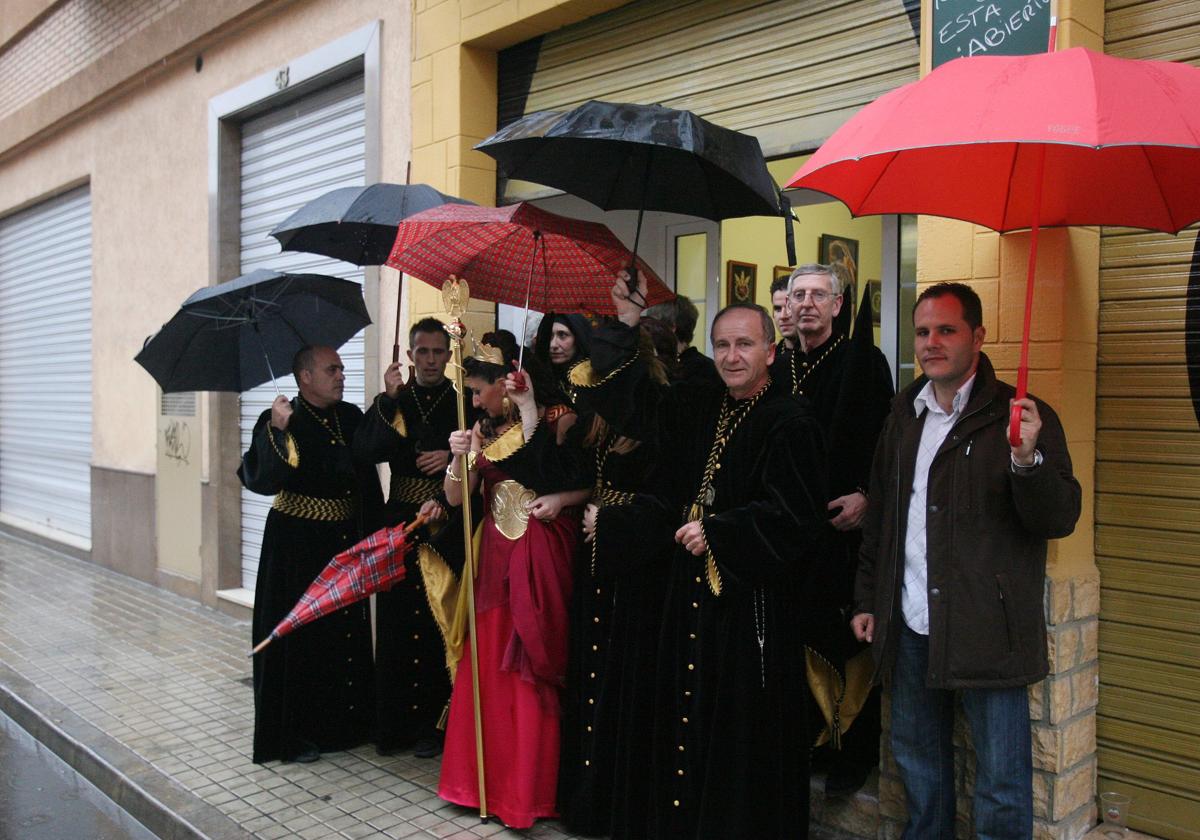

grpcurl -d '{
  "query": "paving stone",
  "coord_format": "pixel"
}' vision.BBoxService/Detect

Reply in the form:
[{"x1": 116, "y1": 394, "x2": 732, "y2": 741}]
[{"x1": 0, "y1": 536, "x2": 577, "y2": 840}]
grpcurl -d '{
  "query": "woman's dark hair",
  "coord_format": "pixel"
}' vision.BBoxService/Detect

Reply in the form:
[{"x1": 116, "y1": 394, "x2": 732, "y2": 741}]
[
  {"x1": 462, "y1": 330, "x2": 519, "y2": 383},
  {"x1": 464, "y1": 330, "x2": 568, "y2": 436}
]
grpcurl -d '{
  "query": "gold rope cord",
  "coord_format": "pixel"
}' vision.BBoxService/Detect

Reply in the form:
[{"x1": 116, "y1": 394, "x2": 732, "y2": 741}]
[{"x1": 687, "y1": 381, "x2": 771, "y2": 596}]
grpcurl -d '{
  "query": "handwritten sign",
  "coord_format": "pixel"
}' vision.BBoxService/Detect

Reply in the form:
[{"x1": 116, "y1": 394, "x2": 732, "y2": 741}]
[{"x1": 932, "y1": 0, "x2": 1052, "y2": 69}]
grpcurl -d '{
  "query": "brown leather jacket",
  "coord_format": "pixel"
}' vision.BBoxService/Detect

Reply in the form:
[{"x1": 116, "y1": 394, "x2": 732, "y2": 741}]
[{"x1": 854, "y1": 353, "x2": 1081, "y2": 689}]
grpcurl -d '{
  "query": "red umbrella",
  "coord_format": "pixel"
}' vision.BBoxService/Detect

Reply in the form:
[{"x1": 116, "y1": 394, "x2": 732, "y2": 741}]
[
  {"x1": 787, "y1": 43, "x2": 1200, "y2": 442},
  {"x1": 250, "y1": 515, "x2": 427, "y2": 655},
  {"x1": 385, "y1": 202, "x2": 673, "y2": 316}
]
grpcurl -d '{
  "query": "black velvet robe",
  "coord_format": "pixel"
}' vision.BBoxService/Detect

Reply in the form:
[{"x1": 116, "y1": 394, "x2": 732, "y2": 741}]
[
  {"x1": 585, "y1": 324, "x2": 829, "y2": 840},
  {"x1": 239, "y1": 398, "x2": 383, "y2": 764},
  {"x1": 555, "y1": 418, "x2": 663, "y2": 839},
  {"x1": 353, "y1": 381, "x2": 470, "y2": 751},
  {"x1": 771, "y1": 332, "x2": 894, "y2": 662}
]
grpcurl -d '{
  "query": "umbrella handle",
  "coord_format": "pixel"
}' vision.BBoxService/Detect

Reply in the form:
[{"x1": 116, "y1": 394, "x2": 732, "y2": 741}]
[{"x1": 1010, "y1": 143, "x2": 1046, "y2": 448}]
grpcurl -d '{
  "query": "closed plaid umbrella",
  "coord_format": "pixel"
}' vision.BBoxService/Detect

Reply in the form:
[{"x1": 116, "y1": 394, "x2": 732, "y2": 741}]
[
  {"x1": 385, "y1": 202, "x2": 673, "y2": 316},
  {"x1": 251, "y1": 517, "x2": 425, "y2": 655}
]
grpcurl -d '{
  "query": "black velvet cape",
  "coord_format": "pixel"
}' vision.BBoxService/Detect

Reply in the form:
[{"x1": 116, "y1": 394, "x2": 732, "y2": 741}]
[
  {"x1": 584, "y1": 323, "x2": 829, "y2": 840},
  {"x1": 239, "y1": 398, "x2": 384, "y2": 764}
]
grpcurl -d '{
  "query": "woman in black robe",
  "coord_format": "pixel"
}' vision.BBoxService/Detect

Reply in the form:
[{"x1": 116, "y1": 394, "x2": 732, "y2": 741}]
[
  {"x1": 534, "y1": 312, "x2": 592, "y2": 404},
  {"x1": 555, "y1": 336, "x2": 668, "y2": 839}
]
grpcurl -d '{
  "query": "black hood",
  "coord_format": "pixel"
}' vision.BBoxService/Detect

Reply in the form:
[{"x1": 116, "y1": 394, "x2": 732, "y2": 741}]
[{"x1": 533, "y1": 312, "x2": 593, "y2": 366}]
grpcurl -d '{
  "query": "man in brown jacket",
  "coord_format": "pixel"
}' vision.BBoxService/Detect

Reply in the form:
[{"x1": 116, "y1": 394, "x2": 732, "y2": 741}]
[{"x1": 852, "y1": 283, "x2": 1080, "y2": 839}]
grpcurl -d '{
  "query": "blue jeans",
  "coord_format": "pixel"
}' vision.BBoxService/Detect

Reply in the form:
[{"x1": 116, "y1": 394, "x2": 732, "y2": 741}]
[{"x1": 890, "y1": 621, "x2": 1033, "y2": 840}]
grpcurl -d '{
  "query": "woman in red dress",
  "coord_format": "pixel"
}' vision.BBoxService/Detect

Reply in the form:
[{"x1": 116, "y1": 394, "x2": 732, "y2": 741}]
[{"x1": 428, "y1": 332, "x2": 584, "y2": 828}]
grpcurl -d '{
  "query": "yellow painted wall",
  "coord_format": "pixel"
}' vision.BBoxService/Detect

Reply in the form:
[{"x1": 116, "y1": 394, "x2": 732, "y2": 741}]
[
  {"x1": 915, "y1": 0, "x2": 1103, "y2": 579},
  {"x1": 406, "y1": 0, "x2": 631, "y2": 340}
]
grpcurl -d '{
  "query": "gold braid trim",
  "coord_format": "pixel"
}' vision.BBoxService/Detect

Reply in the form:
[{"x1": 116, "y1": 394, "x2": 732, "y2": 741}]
[
  {"x1": 389, "y1": 476, "x2": 442, "y2": 505},
  {"x1": 593, "y1": 487, "x2": 635, "y2": 507},
  {"x1": 698, "y1": 520, "x2": 722, "y2": 597},
  {"x1": 377, "y1": 395, "x2": 407, "y2": 438},
  {"x1": 267, "y1": 429, "x2": 300, "y2": 468},
  {"x1": 272, "y1": 489, "x2": 353, "y2": 521},
  {"x1": 587, "y1": 486, "x2": 636, "y2": 577},
  {"x1": 481, "y1": 421, "x2": 528, "y2": 463},
  {"x1": 568, "y1": 351, "x2": 639, "y2": 389}
]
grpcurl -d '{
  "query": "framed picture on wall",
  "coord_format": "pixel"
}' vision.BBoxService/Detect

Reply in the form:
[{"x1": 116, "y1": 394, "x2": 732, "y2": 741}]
[
  {"x1": 726, "y1": 260, "x2": 757, "y2": 304},
  {"x1": 773, "y1": 265, "x2": 794, "y2": 287},
  {"x1": 868, "y1": 279, "x2": 882, "y2": 326},
  {"x1": 819, "y1": 234, "x2": 860, "y2": 320}
]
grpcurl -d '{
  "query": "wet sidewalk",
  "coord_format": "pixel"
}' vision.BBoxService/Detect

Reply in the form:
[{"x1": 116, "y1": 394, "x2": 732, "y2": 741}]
[{"x1": 0, "y1": 532, "x2": 578, "y2": 840}]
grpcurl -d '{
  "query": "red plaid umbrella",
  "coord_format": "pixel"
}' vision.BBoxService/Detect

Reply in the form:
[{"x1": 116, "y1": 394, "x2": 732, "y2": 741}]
[
  {"x1": 384, "y1": 202, "x2": 673, "y2": 316},
  {"x1": 250, "y1": 516, "x2": 426, "y2": 655}
]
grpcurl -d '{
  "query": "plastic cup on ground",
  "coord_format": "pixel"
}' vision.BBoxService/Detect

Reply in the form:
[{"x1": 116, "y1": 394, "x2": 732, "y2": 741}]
[{"x1": 1099, "y1": 791, "x2": 1131, "y2": 837}]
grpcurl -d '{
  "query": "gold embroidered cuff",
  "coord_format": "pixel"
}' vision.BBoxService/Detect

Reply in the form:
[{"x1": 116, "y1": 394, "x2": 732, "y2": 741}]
[
  {"x1": 267, "y1": 428, "x2": 299, "y2": 468},
  {"x1": 376, "y1": 396, "x2": 407, "y2": 437},
  {"x1": 567, "y1": 351, "x2": 638, "y2": 389}
]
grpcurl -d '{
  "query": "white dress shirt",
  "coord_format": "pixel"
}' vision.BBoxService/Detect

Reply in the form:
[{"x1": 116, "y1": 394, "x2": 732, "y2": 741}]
[{"x1": 901, "y1": 375, "x2": 976, "y2": 635}]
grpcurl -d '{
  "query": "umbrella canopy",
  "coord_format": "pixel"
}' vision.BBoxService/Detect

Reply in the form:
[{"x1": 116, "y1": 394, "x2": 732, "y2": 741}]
[
  {"x1": 385, "y1": 202, "x2": 674, "y2": 315},
  {"x1": 786, "y1": 45, "x2": 1200, "y2": 443},
  {"x1": 478, "y1": 100, "x2": 781, "y2": 222},
  {"x1": 786, "y1": 47, "x2": 1200, "y2": 234},
  {"x1": 251, "y1": 518, "x2": 424, "y2": 655},
  {"x1": 135, "y1": 269, "x2": 370, "y2": 393},
  {"x1": 269, "y1": 183, "x2": 475, "y2": 266}
]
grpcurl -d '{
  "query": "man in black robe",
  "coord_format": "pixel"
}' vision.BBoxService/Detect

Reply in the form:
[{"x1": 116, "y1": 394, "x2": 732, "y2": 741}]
[
  {"x1": 239, "y1": 345, "x2": 383, "y2": 764},
  {"x1": 771, "y1": 272, "x2": 798, "y2": 355},
  {"x1": 584, "y1": 274, "x2": 828, "y2": 839},
  {"x1": 642, "y1": 295, "x2": 722, "y2": 389},
  {"x1": 778, "y1": 264, "x2": 895, "y2": 797},
  {"x1": 353, "y1": 317, "x2": 471, "y2": 757}
]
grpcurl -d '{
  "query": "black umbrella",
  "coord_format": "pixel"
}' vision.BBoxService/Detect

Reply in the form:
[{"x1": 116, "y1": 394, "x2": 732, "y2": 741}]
[
  {"x1": 269, "y1": 183, "x2": 475, "y2": 266},
  {"x1": 134, "y1": 269, "x2": 371, "y2": 393},
  {"x1": 476, "y1": 100, "x2": 793, "y2": 274}
]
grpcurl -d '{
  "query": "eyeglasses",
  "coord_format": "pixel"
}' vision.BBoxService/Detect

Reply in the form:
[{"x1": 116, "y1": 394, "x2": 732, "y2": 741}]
[{"x1": 789, "y1": 289, "x2": 833, "y2": 304}]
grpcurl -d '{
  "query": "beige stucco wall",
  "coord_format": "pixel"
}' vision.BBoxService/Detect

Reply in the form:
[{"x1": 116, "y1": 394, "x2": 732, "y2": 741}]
[
  {"x1": 0, "y1": 0, "x2": 411, "y2": 476},
  {"x1": 0, "y1": 0, "x2": 56, "y2": 46}
]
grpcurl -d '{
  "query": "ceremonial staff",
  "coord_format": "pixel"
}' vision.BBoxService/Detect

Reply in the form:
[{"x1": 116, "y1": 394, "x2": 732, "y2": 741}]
[{"x1": 441, "y1": 277, "x2": 489, "y2": 822}]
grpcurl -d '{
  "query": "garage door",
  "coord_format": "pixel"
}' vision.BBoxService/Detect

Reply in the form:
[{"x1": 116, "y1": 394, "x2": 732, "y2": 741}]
[
  {"x1": 498, "y1": 0, "x2": 920, "y2": 157},
  {"x1": 0, "y1": 186, "x2": 92, "y2": 545},
  {"x1": 239, "y1": 74, "x2": 366, "y2": 591},
  {"x1": 1097, "y1": 3, "x2": 1200, "y2": 836}
]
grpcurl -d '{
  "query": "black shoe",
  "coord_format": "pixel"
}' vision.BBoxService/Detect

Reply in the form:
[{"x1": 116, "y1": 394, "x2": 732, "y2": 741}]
[
  {"x1": 413, "y1": 732, "x2": 444, "y2": 758},
  {"x1": 824, "y1": 762, "x2": 871, "y2": 798}
]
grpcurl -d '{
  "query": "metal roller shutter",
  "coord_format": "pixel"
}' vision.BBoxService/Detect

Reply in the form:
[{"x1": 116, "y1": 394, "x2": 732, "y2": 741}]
[
  {"x1": 0, "y1": 186, "x2": 92, "y2": 545},
  {"x1": 1099, "y1": 4, "x2": 1200, "y2": 836},
  {"x1": 497, "y1": 0, "x2": 920, "y2": 156},
  {"x1": 239, "y1": 74, "x2": 366, "y2": 591}
]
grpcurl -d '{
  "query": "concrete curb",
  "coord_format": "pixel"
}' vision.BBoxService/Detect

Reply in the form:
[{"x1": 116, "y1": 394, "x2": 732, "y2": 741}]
[{"x1": 0, "y1": 661, "x2": 252, "y2": 840}]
